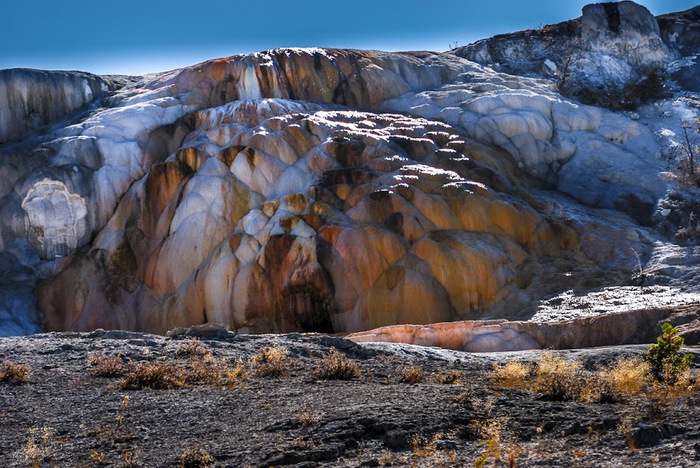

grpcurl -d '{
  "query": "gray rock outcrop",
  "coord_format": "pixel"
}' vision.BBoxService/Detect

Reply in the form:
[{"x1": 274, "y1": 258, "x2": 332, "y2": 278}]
[{"x1": 455, "y1": 1, "x2": 675, "y2": 110}]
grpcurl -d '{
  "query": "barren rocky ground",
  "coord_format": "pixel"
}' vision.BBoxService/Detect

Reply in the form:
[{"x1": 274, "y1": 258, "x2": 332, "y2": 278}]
[{"x1": 1, "y1": 327, "x2": 699, "y2": 467}]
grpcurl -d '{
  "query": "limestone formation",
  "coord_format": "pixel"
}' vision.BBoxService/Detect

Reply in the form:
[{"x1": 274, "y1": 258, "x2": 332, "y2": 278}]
[
  {"x1": 1, "y1": 2, "x2": 699, "y2": 345},
  {"x1": 382, "y1": 64, "x2": 664, "y2": 223},
  {"x1": 348, "y1": 304, "x2": 700, "y2": 352},
  {"x1": 38, "y1": 99, "x2": 575, "y2": 334},
  {"x1": 0, "y1": 69, "x2": 112, "y2": 144}
]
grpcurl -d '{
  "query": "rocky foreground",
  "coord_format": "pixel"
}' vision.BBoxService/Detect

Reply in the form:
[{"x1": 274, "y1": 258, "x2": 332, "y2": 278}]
[{"x1": 1, "y1": 329, "x2": 699, "y2": 467}]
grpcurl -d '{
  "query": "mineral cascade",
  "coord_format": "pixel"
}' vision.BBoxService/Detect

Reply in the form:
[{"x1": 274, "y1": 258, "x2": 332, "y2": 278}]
[{"x1": 1, "y1": 1, "x2": 700, "y2": 350}]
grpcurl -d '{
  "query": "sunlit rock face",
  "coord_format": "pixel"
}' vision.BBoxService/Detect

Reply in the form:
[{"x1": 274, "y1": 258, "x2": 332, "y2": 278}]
[
  {"x1": 658, "y1": 5, "x2": 700, "y2": 55},
  {"x1": 39, "y1": 99, "x2": 574, "y2": 334},
  {"x1": 3, "y1": 3, "x2": 700, "y2": 340},
  {"x1": 150, "y1": 48, "x2": 468, "y2": 110},
  {"x1": 348, "y1": 304, "x2": 700, "y2": 351},
  {"x1": 383, "y1": 65, "x2": 663, "y2": 225}
]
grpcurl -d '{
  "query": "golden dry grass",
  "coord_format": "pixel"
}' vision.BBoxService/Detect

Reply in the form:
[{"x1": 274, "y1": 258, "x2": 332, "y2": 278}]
[
  {"x1": 16, "y1": 426, "x2": 55, "y2": 468},
  {"x1": 432, "y1": 370, "x2": 462, "y2": 385},
  {"x1": 312, "y1": 349, "x2": 361, "y2": 381},
  {"x1": 397, "y1": 365, "x2": 427, "y2": 384},
  {"x1": 186, "y1": 354, "x2": 229, "y2": 385},
  {"x1": 598, "y1": 357, "x2": 651, "y2": 397},
  {"x1": 120, "y1": 362, "x2": 187, "y2": 390},
  {"x1": 250, "y1": 346, "x2": 289, "y2": 378},
  {"x1": 88, "y1": 353, "x2": 131, "y2": 378},
  {"x1": 0, "y1": 360, "x2": 31, "y2": 383},
  {"x1": 491, "y1": 361, "x2": 531, "y2": 390},
  {"x1": 224, "y1": 358, "x2": 248, "y2": 388},
  {"x1": 179, "y1": 446, "x2": 214, "y2": 468},
  {"x1": 492, "y1": 352, "x2": 698, "y2": 407},
  {"x1": 295, "y1": 409, "x2": 323, "y2": 427},
  {"x1": 176, "y1": 338, "x2": 212, "y2": 357},
  {"x1": 533, "y1": 353, "x2": 584, "y2": 400},
  {"x1": 474, "y1": 416, "x2": 520, "y2": 468}
]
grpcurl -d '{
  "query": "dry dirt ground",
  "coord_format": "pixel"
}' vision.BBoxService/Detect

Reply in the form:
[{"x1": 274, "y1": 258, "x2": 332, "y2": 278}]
[{"x1": 1, "y1": 328, "x2": 699, "y2": 467}]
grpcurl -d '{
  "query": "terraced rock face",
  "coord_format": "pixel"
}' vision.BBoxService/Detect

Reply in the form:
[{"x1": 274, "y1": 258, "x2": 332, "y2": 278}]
[
  {"x1": 2, "y1": 5, "x2": 700, "y2": 340},
  {"x1": 39, "y1": 99, "x2": 575, "y2": 334}
]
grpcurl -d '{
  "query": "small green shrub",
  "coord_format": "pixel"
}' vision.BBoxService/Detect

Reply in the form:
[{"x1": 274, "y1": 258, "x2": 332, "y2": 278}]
[{"x1": 645, "y1": 322, "x2": 694, "y2": 385}]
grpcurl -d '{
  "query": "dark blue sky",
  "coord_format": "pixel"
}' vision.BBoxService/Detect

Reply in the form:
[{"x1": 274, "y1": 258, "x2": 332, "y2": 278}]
[{"x1": 1, "y1": 0, "x2": 697, "y2": 75}]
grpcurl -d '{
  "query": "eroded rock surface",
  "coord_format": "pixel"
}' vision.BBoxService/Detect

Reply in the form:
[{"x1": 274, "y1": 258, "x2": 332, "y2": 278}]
[
  {"x1": 0, "y1": 69, "x2": 113, "y2": 144},
  {"x1": 1, "y1": 332, "x2": 698, "y2": 467},
  {"x1": 454, "y1": 1, "x2": 674, "y2": 109},
  {"x1": 1, "y1": 3, "x2": 699, "y2": 344},
  {"x1": 349, "y1": 304, "x2": 700, "y2": 352},
  {"x1": 38, "y1": 99, "x2": 575, "y2": 333}
]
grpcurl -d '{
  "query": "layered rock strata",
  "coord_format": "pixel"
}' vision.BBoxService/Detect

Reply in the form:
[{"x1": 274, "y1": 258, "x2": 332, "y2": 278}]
[{"x1": 348, "y1": 304, "x2": 700, "y2": 351}]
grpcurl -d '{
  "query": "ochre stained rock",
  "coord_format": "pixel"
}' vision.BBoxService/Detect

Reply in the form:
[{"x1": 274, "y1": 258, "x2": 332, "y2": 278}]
[
  {"x1": 39, "y1": 99, "x2": 578, "y2": 334},
  {"x1": 347, "y1": 305, "x2": 700, "y2": 351}
]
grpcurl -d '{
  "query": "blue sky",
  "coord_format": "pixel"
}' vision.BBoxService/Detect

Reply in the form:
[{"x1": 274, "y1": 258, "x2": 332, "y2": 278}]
[{"x1": 1, "y1": 0, "x2": 697, "y2": 75}]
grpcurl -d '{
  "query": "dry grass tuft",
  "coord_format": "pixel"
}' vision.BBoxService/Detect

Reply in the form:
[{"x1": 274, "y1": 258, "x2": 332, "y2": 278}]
[
  {"x1": 0, "y1": 360, "x2": 31, "y2": 383},
  {"x1": 398, "y1": 365, "x2": 427, "y2": 384},
  {"x1": 176, "y1": 338, "x2": 212, "y2": 357},
  {"x1": 598, "y1": 357, "x2": 651, "y2": 399},
  {"x1": 224, "y1": 358, "x2": 248, "y2": 387},
  {"x1": 179, "y1": 446, "x2": 214, "y2": 468},
  {"x1": 122, "y1": 449, "x2": 143, "y2": 468},
  {"x1": 186, "y1": 354, "x2": 229, "y2": 385},
  {"x1": 250, "y1": 346, "x2": 289, "y2": 378},
  {"x1": 410, "y1": 432, "x2": 441, "y2": 457},
  {"x1": 533, "y1": 353, "x2": 585, "y2": 400},
  {"x1": 492, "y1": 352, "x2": 698, "y2": 407},
  {"x1": 295, "y1": 409, "x2": 323, "y2": 427},
  {"x1": 312, "y1": 349, "x2": 361, "y2": 381},
  {"x1": 409, "y1": 431, "x2": 458, "y2": 465},
  {"x1": 474, "y1": 416, "x2": 520, "y2": 468},
  {"x1": 491, "y1": 361, "x2": 531, "y2": 390},
  {"x1": 15, "y1": 426, "x2": 55, "y2": 468},
  {"x1": 120, "y1": 362, "x2": 187, "y2": 390},
  {"x1": 88, "y1": 353, "x2": 131, "y2": 378},
  {"x1": 648, "y1": 373, "x2": 697, "y2": 408},
  {"x1": 432, "y1": 370, "x2": 461, "y2": 385}
]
